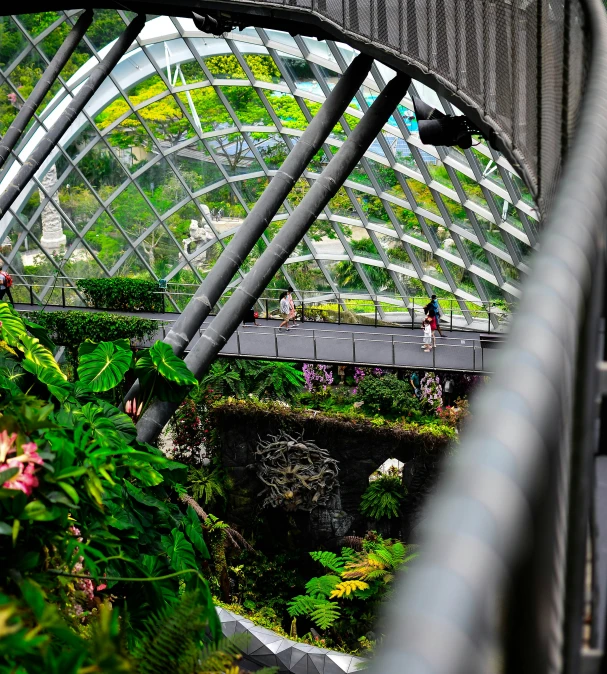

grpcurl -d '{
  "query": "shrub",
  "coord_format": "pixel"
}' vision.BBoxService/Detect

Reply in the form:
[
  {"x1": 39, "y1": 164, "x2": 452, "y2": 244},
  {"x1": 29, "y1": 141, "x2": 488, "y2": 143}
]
[
  {"x1": 356, "y1": 373, "x2": 419, "y2": 415},
  {"x1": 360, "y1": 474, "x2": 406, "y2": 520},
  {"x1": 33, "y1": 310, "x2": 159, "y2": 362},
  {"x1": 76, "y1": 277, "x2": 165, "y2": 312}
]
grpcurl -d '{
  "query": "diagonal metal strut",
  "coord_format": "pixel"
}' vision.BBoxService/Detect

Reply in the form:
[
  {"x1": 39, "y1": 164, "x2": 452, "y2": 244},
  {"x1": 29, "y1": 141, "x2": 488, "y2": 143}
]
[
  {"x1": 0, "y1": 10, "x2": 94, "y2": 173},
  {"x1": 0, "y1": 14, "x2": 146, "y2": 220},
  {"x1": 135, "y1": 71, "x2": 412, "y2": 443},
  {"x1": 123, "y1": 52, "x2": 374, "y2": 407}
]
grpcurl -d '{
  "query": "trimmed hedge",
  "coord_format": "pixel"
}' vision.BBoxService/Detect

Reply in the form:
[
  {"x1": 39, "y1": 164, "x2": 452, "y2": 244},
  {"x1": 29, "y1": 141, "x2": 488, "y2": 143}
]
[
  {"x1": 33, "y1": 310, "x2": 160, "y2": 361},
  {"x1": 76, "y1": 278, "x2": 164, "y2": 312}
]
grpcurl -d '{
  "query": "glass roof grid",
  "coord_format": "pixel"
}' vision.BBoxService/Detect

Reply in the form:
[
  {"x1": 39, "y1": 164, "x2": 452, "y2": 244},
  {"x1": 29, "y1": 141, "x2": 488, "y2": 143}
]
[{"x1": 0, "y1": 15, "x2": 541, "y2": 317}]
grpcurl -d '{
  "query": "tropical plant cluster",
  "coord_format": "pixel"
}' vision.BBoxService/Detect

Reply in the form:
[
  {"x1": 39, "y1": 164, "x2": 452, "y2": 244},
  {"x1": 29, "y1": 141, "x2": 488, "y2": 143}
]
[
  {"x1": 76, "y1": 278, "x2": 165, "y2": 312},
  {"x1": 287, "y1": 535, "x2": 416, "y2": 651},
  {"x1": 32, "y1": 310, "x2": 159, "y2": 362},
  {"x1": 0, "y1": 303, "x2": 273, "y2": 672},
  {"x1": 360, "y1": 474, "x2": 407, "y2": 521}
]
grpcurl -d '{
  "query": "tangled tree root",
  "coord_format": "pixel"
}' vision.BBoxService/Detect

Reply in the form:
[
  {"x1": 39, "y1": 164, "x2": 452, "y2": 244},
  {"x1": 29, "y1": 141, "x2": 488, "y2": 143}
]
[{"x1": 255, "y1": 431, "x2": 339, "y2": 511}]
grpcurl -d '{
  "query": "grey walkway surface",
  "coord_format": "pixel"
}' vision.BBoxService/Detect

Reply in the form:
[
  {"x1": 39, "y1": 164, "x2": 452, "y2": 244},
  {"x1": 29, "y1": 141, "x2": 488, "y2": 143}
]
[{"x1": 17, "y1": 304, "x2": 504, "y2": 373}]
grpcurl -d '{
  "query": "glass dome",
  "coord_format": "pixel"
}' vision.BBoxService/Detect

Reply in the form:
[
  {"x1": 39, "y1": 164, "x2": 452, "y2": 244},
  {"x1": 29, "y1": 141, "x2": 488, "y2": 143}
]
[{"x1": 0, "y1": 11, "x2": 538, "y2": 320}]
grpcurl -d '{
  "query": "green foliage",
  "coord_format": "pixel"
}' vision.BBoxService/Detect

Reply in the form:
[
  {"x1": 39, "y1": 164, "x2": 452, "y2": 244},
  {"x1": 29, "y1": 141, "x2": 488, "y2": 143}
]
[
  {"x1": 288, "y1": 537, "x2": 416, "y2": 649},
  {"x1": 0, "y1": 307, "x2": 256, "y2": 672},
  {"x1": 134, "y1": 342, "x2": 197, "y2": 404},
  {"x1": 33, "y1": 310, "x2": 158, "y2": 363},
  {"x1": 77, "y1": 340, "x2": 133, "y2": 392},
  {"x1": 76, "y1": 277, "x2": 164, "y2": 312},
  {"x1": 360, "y1": 475, "x2": 406, "y2": 520},
  {"x1": 356, "y1": 373, "x2": 420, "y2": 416},
  {"x1": 200, "y1": 358, "x2": 304, "y2": 403},
  {"x1": 188, "y1": 464, "x2": 230, "y2": 507}
]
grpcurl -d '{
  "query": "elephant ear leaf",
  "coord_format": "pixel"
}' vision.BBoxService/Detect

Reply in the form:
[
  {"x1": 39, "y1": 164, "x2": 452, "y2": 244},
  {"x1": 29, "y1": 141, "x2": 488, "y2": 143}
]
[
  {"x1": 0, "y1": 303, "x2": 27, "y2": 347},
  {"x1": 23, "y1": 319, "x2": 56, "y2": 352},
  {"x1": 21, "y1": 359, "x2": 71, "y2": 402},
  {"x1": 135, "y1": 345, "x2": 195, "y2": 403},
  {"x1": 77, "y1": 342, "x2": 132, "y2": 392},
  {"x1": 150, "y1": 342, "x2": 197, "y2": 386},
  {"x1": 20, "y1": 335, "x2": 66, "y2": 379}
]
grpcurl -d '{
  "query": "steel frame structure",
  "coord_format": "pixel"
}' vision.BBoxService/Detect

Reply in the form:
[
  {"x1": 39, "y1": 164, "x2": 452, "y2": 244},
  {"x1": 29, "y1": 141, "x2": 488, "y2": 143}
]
[{"x1": 0, "y1": 13, "x2": 536, "y2": 324}]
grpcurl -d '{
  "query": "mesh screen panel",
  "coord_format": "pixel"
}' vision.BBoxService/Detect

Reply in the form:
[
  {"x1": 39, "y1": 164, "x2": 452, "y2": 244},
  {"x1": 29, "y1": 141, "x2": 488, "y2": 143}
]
[{"x1": 237, "y1": 0, "x2": 590, "y2": 214}]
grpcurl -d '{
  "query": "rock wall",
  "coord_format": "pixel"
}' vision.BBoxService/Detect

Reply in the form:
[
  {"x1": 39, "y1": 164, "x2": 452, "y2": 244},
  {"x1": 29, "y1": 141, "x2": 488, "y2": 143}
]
[{"x1": 211, "y1": 401, "x2": 452, "y2": 546}]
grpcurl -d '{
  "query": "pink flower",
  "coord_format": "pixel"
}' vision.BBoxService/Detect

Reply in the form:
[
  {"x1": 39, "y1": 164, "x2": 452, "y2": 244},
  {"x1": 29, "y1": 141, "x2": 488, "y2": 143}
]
[
  {"x1": 0, "y1": 431, "x2": 17, "y2": 463},
  {"x1": 97, "y1": 583, "x2": 107, "y2": 592},
  {"x1": 3, "y1": 462, "x2": 39, "y2": 495}
]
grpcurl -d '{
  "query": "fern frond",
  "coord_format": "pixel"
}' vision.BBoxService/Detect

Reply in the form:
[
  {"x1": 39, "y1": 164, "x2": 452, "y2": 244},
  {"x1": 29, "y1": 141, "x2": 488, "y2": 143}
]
[
  {"x1": 310, "y1": 600, "x2": 341, "y2": 630},
  {"x1": 197, "y1": 635, "x2": 244, "y2": 673},
  {"x1": 305, "y1": 574, "x2": 340, "y2": 598},
  {"x1": 287, "y1": 594, "x2": 321, "y2": 617},
  {"x1": 329, "y1": 580, "x2": 369, "y2": 599},
  {"x1": 132, "y1": 591, "x2": 211, "y2": 674},
  {"x1": 309, "y1": 550, "x2": 344, "y2": 574}
]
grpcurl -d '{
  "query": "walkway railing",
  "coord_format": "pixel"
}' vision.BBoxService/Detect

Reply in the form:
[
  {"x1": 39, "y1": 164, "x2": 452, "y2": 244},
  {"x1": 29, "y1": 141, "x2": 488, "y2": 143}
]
[
  {"x1": 178, "y1": 324, "x2": 502, "y2": 373},
  {"x1": 9, "y1": 275, "x2": 510, "y2": 333}
]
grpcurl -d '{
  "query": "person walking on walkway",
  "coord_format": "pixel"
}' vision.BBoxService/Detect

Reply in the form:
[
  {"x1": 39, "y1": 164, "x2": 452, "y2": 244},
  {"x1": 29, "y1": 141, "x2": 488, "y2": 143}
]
[
  {"x1": 422, "y1": 316, "x2": 433, "y2": 352},
  {"x1": 0, "y1": 266, "x2": 14, "y2": 304},
  {"x1": 429, "y1": 294, "x2": 444, "y2": 337},
  {"x1": 287, "y1": 286, "x2": 297, "y2": 327},
  {"x1": 278, "y1": 292, "x2": 291, "y2": 332}
]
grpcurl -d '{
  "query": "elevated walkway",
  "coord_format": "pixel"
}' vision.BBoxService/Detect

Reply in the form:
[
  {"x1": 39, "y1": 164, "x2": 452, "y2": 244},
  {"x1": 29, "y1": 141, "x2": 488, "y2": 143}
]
[{"x1": 16, "y1": 304, "x2": 502, "y2": 373}]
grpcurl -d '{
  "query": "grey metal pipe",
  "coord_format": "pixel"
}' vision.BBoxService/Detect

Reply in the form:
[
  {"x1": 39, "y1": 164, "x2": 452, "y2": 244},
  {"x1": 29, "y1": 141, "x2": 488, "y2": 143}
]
[
  {"x1": 123, "y1": 52, "x2": 373, "y2": 406},
  {"x1": 0, "y1": 14, "x2": 146, "y2": 220},
  {"x1": 136, "y1": 71, "x2": 412, "y2": 443},
  {"x1": 0, "y1": 10, "x2": 94, "y2": 172}
]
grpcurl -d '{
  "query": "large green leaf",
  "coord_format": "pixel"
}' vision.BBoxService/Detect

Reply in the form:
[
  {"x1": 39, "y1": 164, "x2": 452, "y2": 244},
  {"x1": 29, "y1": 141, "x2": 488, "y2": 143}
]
[
  {"x1": 72, "y1": 402, "x2": 122, "y2": 444},
  {"x1": 20, "y1": 334, "x2": 65, "y2": 379},
  {"x1": 78, "y1": 338, "x2": 130, "y2": 361},
  {"x1": 20, "y1": 359, "x2": 71, "y2": 402},
  {"x1": 0, "y1": 303, "x2": 26, "y2": 347},
  {"x1": 184, "y1": 506, "x2": 210, "y2": 559},
  {"x1": 161, "y1": 528, "x2": 197, "y2": 572},
  {"x1": 97, "y1": 400, "x2": 136, "y2": 441},
  {"x1": 134, "y1": 348, "x2": 194, "y2": 403},
  {"x1": 23, "y1": 319, "x2": 56, "y2": 351},
  {"x1": 77, "y1": 341, "x2": 132, "y2": 392},
  {"x1": 150, "y1": 342, "x2": 197, "y2": 386}
]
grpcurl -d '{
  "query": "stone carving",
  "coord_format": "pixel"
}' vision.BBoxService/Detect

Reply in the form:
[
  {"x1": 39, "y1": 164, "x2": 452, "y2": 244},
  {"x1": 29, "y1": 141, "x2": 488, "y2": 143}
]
[
  {"x1": 255, "y1": 431, "x2": 339, "y2": 511},
  {"x1": 39, "y1": 165, "x2": 66, "y2": 251},
  {"x1": 217, "y1": 606, "x2": 365, "y2": 673},
  {"x1": 182, "y1": 205, "x2": 214, "y2": 255}
]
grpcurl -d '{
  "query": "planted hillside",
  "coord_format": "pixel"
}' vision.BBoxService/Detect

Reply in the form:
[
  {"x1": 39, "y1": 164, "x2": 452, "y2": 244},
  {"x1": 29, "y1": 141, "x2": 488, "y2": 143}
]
[{"x1": 0, "y1": 302, "x2": 272, "y2": 673}]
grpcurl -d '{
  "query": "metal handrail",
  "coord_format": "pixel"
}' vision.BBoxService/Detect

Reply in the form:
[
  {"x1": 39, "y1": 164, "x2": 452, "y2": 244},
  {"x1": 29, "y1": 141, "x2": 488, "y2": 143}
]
[{"x1": 365, "y1": 1, "x2": 607, "y2": 672}]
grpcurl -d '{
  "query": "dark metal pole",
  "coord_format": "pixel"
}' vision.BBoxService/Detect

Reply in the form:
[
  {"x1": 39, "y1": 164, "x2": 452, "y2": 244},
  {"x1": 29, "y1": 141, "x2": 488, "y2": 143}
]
[
  {"x1": 156, "y1": 53, "x2": 372, "y2": 355},
  {"x1": 0, "y1": 14, "x2": 146, "y2": 220},
  {"x1": 123, "y1": 53, "x2": 373, "y2": 406},
  {"x1": 0, "y1": 10, "x2": 94, "y2": 172},
  {"x1": 136, "y1": 72, "x2": 411, "y2": 443}
]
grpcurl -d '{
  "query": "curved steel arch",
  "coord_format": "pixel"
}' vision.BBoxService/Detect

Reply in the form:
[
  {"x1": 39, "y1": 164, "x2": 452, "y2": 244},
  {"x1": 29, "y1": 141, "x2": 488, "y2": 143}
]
[{"x1": 0, "y1": 15, "x2": 532, "y2": 316}]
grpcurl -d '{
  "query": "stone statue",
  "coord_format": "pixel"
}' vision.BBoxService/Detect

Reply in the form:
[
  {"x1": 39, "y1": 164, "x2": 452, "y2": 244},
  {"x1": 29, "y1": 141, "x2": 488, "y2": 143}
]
[{"x1": 39, "y1": 165, "x2": 66, "y2": 251}]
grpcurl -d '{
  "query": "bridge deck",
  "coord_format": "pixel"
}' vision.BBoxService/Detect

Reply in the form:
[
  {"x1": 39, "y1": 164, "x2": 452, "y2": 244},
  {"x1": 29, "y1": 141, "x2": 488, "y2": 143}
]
[{"x1": 17, "y1": 304, "x2": 502, "y2": 373}]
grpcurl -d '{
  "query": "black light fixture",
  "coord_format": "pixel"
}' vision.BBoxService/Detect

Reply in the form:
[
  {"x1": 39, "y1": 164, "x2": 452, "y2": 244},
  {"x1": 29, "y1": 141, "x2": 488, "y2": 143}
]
[
  {"x1": 412, "y1": 97, "x2": 480, "y2": 150},
  {"x1": 192, "y1": 11, "x2": 235, "y2": 36}
]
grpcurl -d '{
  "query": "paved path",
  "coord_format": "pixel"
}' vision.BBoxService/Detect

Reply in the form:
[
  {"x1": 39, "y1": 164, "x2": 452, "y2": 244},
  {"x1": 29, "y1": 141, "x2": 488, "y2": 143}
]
[{"x1": 17, "y1": 304, "x2": 504, "y2": 373}]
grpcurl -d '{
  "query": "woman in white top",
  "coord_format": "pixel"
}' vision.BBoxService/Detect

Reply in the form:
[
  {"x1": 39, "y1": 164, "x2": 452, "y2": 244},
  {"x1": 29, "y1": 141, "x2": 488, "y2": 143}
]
[{"x1": 278, "y1": 292, "x2": 291, "y2": 331}]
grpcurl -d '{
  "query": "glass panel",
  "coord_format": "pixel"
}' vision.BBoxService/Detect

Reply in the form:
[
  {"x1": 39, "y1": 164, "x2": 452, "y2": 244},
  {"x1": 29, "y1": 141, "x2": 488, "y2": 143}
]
[
  {"x1": 87, "y1": 10, "x2": 127, "y2": 52},
  {"x1": 284, "y1": 260, "x2": 329, "y2": 291},
  {"x1": 203, "y1": 53, "x2": 246, "y2": 79},
  {"x1": 136, "y1": 158, "x2": 188, "y2": 216},
  {"x1": 221, "y1": 86, "x2": 272, "y2": 126},
  {"x1": 407, "y1": 177, "x2": 440, "y2": 215},
  {"x1": 208, "y1": 133, "x2": 261, "y2": 176},
  {"x1": 108, "y1": 184, "x2": 156, "y2": 239},
  {"x1": 58, "y1": 173, "x2": 101, "y2": 231},
  {"x1": 172, "y1": 143, "x2": 223, "y2": 192},
  {"x1": 178, "y1": 87, "x2": 231, "y2": 133},
  {"x1": 0, "y1": 17, "x2": 28, "y2": 69},
  {"x1": 76, "y1": 140, "x2": 128, "y2": 199},
  {"x1": 197, "y1": 186, "x2": 246, "y2": 220},
  {"x1": 83, "y1": 213, "x2": 129, "y2": 268}
]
